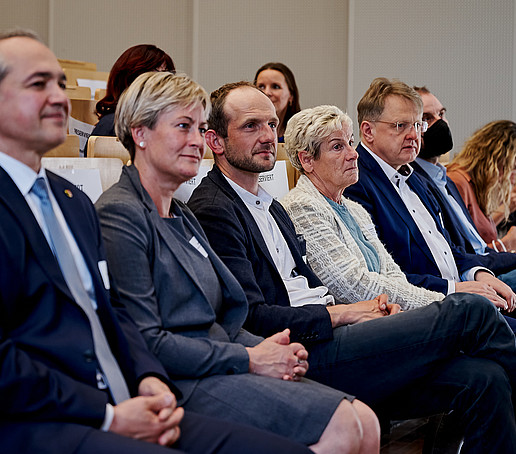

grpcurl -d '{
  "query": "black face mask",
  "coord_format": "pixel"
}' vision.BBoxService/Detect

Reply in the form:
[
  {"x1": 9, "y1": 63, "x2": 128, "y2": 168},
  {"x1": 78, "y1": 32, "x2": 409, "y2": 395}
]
[{"x1": 419, "y1": 119, "x2": 453, "y2": 159}]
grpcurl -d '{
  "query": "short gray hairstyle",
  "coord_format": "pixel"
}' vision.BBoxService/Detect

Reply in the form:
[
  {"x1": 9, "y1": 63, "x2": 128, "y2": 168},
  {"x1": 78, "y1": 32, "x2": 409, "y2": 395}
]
[
  {"x1": 0, "y1": 29, "x2": 43, "y2": 83},
  {"x1": 115, "y1": 71, "x2": 210, "y2": 160},
  {"x1": 284, "y1": 105, "x2": 352, "y2": 173}
]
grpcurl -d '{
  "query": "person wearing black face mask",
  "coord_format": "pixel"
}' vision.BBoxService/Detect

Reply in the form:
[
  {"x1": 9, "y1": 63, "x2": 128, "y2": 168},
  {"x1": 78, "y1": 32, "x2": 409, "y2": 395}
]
[
  {"x1": 411, "y1": 86, "x2": 516, "y2": 294},
  {"x1": 418, "y1": 118, "x2": 453, "y2": 160}
]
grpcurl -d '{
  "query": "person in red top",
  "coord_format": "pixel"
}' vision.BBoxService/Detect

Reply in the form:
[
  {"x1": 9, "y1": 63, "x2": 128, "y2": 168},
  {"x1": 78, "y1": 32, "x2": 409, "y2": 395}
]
[{"x1": 447, "y1": 120, "x2": 516, "y2": 251}]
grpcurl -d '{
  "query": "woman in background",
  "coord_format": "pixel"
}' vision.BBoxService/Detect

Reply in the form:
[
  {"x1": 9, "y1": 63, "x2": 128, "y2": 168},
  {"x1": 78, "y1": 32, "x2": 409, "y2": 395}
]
[
  {"x1": 254, "y1": 62, "x2": 300, "y2": 142},
  {"x1": 447, "y1": 120, "x2": 516, "y2": 251},
  {"x1": 90, "y1": 44, "x2": 175, "y2": 138}
]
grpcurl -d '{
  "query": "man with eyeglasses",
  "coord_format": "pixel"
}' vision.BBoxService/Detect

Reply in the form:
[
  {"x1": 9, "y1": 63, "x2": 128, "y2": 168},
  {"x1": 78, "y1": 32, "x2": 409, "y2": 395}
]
[
  {"x1": 185, "y1": 81, "x2": 516, "y2": 453},
  {"x1": 345, "y1": 77, "x2": 516, "y2": 311},
  {"x1": 410, "y1": 86, "x2": 516, "y2": 296}
]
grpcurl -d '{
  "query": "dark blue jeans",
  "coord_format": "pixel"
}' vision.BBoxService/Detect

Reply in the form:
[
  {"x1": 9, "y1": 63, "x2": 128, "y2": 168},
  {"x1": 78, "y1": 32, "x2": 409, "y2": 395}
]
[
  {"x1": 306, "y1": 293, "x2": 516, "y2": 453},
  {"x1": 498, "y1": 269, "x2": 516, "y2": 332},
  {"x1": 497, "y1": 268, "x2": 516, "y2": 292}
]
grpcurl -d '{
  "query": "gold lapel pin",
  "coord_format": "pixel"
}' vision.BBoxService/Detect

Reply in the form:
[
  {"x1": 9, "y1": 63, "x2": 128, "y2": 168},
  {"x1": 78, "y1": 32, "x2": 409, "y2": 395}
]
[{"x1": 64, "y1": 189, "x2": 73, "y2": 198}]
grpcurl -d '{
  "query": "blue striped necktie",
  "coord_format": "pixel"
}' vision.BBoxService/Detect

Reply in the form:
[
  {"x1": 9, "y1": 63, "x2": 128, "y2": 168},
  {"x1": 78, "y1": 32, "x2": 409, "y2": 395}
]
[{"x1": 31, "y1": 177, "x2": 131, "y2": 404}]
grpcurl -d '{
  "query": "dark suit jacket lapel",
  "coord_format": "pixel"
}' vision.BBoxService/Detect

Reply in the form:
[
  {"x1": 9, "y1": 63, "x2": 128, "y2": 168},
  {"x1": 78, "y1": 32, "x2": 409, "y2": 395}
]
[
  {"x1": 0, "y1": 167, "x2": 73, "y2": 300},
  {"x1": 208, "y1": 166, "x2": 279, "y2": 273},
  {"x1": 357, "y1": 145, "x2": 438, "y2": 265},
  {"x1": 358, "y1": 147, "x2": 430, "y2": 240},
  {"x1": 357, "y1": 145, "x2": 408, "y2": 217},
  {"x1": 269, "y1": 202, "x2": 305, "y2": 270},
  {"x1": 122, "y1": 166, "x2": 237, "y2": 319},
  {"x1": 446, "y1": 177, "x2": 477, "y2": 226},
  {"x1": 47, "y1": 171, "x2": 105, "y2": 294}
]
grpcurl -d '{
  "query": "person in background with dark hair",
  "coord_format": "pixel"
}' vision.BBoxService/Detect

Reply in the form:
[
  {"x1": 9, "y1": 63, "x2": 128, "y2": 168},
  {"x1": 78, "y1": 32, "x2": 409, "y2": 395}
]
[
  {"x1": 254, "y1": 62, "x2": 300, "y2": 142},
  {"x1": 90, "y1": 44, "x2": 175, "y2": 139}
]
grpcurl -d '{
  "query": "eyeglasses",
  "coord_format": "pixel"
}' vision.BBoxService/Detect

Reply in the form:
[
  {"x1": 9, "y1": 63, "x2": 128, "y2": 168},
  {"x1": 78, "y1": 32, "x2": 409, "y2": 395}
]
[{"x1": 372, "y1": 120, "x2": 428, "y2": 134}]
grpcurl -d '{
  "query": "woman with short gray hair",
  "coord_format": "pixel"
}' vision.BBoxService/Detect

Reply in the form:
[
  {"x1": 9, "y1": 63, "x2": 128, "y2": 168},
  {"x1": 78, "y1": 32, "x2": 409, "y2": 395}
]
[{"x1": 282, "y1": 105, "x2": 444, "y2": 309}]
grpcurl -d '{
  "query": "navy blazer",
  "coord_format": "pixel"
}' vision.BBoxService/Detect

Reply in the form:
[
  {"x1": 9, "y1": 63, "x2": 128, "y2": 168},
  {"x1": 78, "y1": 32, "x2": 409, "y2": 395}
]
[
  {"x1": 0, "y1": 167, "x2": 169, "y2": 451},
  {"x1": 188, "y1": 165, "x2": 334, "y2": 344},
  {"x1": 344, "y1": 143, "x2": 483, "y2": 294},
  {"x1": 412, "y1": 160, "x2": 516, "y2": 275}
]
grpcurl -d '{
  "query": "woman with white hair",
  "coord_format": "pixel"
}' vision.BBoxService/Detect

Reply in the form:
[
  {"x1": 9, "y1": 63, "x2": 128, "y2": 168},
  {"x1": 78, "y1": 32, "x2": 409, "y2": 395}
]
[{"x1": 281, "y1": 105, "x2": 444, "y2": 309}]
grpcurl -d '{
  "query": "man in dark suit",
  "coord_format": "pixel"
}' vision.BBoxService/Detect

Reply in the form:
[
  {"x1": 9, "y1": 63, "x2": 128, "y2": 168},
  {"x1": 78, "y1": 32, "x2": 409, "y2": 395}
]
[
  {"x1": 0, "y1": 30, "x2": 315, "y2": 454},
  {"x1": 188, "y1": 81, "x2": 516, "y2": 452},
  {"x1": 344, "y1": 77, "x2": 516, "y2": 312},
  {"x1": 411, "y1": 86, "x2": 516, "y2": 284}
]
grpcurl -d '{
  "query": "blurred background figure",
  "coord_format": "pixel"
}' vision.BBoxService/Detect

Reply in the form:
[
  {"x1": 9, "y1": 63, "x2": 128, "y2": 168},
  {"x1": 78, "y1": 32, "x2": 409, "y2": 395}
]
[
  {"x1": 91, "y1": 44, "x2": 175, "y2": 139},
  {"x1": 254, "y1": 62, "x2": 300, "y2": 142},
  {"x1": 447, "y1": 120, "x2": 516, "y2": 252}
]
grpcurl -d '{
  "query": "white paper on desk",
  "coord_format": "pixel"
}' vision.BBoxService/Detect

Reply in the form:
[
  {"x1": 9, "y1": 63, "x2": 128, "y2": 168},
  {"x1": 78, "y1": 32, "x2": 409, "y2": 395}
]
[
  {"x1": 174, "y1": 159, "x2": 289, "y2": 203},
  {"x1": 258, "y1": 160, "x2": 289, "y2": 199},
  {"x1": 174, "y1": 160, "x2": 214, "y2": 203},
  {"x1": 68, "y1": 117, "x2": 95, "y2": 155},
  {"x1": 44, "y1": 167, "x2": 103, "y2": 203},
  {"x1": 76, "y1": 78, "x2": 107, "y2": 99}
]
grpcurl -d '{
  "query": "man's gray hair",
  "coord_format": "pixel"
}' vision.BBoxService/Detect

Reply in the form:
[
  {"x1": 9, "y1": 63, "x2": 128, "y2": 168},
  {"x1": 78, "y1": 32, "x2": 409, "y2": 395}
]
[{"x1": 0, "y1": 29, "x2": 43, "y2": 83}]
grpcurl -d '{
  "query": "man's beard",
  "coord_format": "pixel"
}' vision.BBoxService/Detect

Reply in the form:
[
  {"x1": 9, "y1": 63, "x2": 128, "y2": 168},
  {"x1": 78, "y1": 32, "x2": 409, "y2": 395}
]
[{"x1": 223, "y1": 140, "x2": 276, "y2": 173}]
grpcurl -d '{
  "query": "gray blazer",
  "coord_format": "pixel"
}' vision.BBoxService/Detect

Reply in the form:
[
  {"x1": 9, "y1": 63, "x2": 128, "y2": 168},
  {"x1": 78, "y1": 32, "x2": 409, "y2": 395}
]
[{"x1": 95, "y1": 165, "x2": 262, "y2": 402}]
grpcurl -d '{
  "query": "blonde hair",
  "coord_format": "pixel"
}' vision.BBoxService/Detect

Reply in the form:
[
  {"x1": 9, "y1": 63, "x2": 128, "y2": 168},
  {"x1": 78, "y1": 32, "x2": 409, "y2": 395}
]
[
  {"x1": 448, "y1": 120, "x2": 516, "y2": 218},
  {"x1": 284, "y1": 105, "x2": 352, "y2": 173},
  {"x1": 115, "y1": 71, "x2": 210, "y2": 160}
]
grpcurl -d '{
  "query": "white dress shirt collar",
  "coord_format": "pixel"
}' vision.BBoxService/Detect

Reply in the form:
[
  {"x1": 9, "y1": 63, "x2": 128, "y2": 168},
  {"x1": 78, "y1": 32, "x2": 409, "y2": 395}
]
[
  {"x1": 0, "y1": 150, "x2": 45, "y2": 196},
  {"x1": 361, "y1": 143, "x2": 413, "y2": 189},
  {"x1": 223, "y1": 174, "x2": 274, "y2": 212},
  {"x1": 415, "y1": 157, "x2": 447, "y2": 187},
  {"x1": 222, "y1": 173, "x2": 334, "y2": 307}
]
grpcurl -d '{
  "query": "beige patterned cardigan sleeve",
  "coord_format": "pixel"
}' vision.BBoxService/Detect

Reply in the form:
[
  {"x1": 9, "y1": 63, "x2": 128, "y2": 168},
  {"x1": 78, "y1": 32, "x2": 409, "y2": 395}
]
[{"x1": 281, "y1": 175, "x2": 444, "y2": 310}]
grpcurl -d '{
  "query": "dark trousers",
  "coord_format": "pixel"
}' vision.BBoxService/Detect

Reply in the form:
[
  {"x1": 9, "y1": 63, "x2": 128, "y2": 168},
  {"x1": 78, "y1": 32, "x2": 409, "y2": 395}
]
[
  {"x1": 306, "y1": 293, "x2": 516, "y2": 453},
  {"x1": 3, "y1": 411, "x2": 313, "y2": 454}
]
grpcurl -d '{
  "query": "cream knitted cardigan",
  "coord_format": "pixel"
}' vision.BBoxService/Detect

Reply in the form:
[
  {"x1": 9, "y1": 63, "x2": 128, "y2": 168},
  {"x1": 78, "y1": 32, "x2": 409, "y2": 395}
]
[{"x1": 281, "y1": 175, "x2": 444, "y2": 310}]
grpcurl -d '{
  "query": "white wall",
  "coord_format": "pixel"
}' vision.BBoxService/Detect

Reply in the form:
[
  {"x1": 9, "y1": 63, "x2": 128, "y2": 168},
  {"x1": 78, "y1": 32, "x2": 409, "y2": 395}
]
[
  {"x1": 194, "y1": 0, "x2": 348, "y2": 111},
  {"x1": 0, "y1": 0, "x2": 49, "y2": 42},
  {"x1": 50, "y1": 0, "x2": 194, "y2": 76},
  {"x1": 0, "y1": 0, "x2": 348, "y2": 115},
  {"x1": 1, "y1": 0, "x2": 515, "y2": 156},
  {"x1": 348, "y1": 0, "x2": 515, "y2": 155}
]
